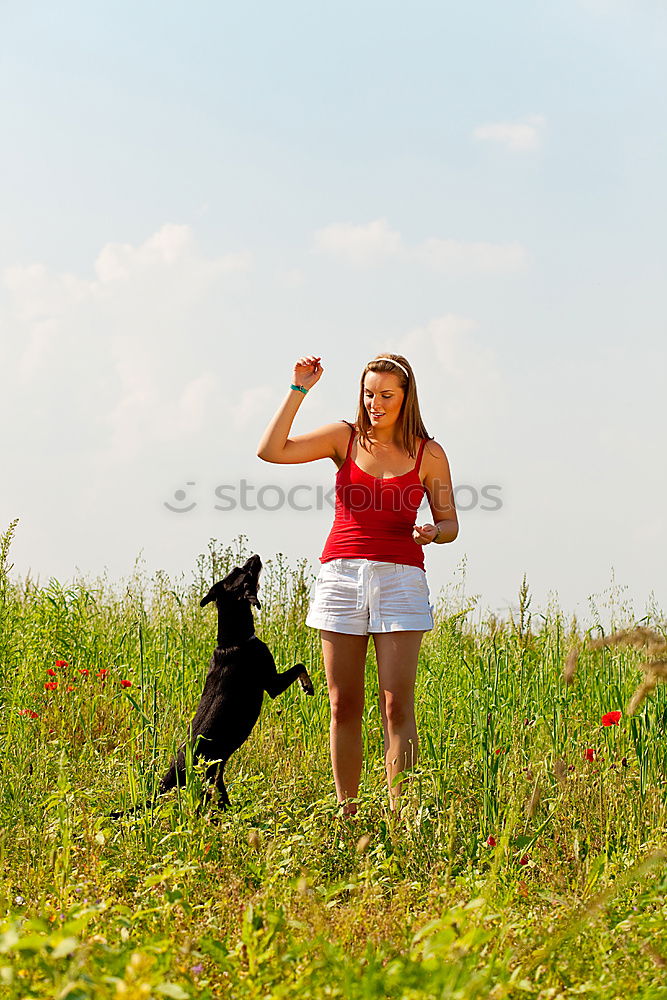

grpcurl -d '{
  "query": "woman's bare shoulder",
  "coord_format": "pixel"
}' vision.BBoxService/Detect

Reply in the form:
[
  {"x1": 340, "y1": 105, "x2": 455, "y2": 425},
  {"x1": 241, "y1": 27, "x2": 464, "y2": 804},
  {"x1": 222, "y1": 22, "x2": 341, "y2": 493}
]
[
  {"x1": 422, "y1": 438, "x2": 451, "y2": 469},
  {"x1": 333, "y1": 420, "x2": 356, "y2": 465}
]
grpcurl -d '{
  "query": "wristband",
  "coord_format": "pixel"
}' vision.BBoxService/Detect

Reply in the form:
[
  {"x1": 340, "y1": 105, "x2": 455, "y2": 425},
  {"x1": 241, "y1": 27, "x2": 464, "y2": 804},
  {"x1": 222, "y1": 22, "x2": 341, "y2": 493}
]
[{"x1": 290, "y1": 384, "x2": 308, "y2": 394}]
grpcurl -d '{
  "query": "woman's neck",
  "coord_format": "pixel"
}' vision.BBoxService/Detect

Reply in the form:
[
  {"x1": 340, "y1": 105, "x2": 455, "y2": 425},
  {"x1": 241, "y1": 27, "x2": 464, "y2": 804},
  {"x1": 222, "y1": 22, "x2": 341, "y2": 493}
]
[{"x1": 366, "y1": 428, "x2": 403, "y2": 449}]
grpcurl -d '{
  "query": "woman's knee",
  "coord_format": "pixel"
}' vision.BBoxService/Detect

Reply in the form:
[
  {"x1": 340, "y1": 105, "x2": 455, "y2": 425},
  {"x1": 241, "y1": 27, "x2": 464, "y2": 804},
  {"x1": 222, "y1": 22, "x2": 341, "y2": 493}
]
[
  {"x1": 329, "y1": 690, "x2": 364, "y2": 725},
  {"x1": 384, "y1": 691, "x2": 415, "y2": 731}
]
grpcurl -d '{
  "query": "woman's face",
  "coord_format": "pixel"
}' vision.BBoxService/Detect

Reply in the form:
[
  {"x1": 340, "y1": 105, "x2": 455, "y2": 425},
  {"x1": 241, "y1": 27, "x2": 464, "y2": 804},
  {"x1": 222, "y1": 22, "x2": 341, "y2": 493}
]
[{"x1": 363, "y1": 372, "x2": 405, "y2": 429}]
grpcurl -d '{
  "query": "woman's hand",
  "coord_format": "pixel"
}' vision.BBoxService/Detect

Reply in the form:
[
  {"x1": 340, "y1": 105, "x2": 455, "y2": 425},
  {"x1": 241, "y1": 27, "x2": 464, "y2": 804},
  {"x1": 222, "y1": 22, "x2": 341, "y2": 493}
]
[
  {"x1": 293, "y1": 355, "x2": 324, "y2": 390},
  {"x1": 413, "y1": 524, "x2": 439, "y2": 546}
]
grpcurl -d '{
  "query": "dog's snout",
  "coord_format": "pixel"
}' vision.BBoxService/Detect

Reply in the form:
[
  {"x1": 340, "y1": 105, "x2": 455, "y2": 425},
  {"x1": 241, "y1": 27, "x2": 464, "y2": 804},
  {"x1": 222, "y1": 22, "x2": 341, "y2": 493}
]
[{"x1": 245, "y1": 554, "x2": 262, "y2": 574}]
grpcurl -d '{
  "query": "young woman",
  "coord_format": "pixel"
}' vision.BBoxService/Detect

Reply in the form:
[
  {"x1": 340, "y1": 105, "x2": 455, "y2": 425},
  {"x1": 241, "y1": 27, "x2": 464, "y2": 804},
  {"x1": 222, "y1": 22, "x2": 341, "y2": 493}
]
[{"x1": 257, "y1": 353, "x2": 458, "y2": 815}]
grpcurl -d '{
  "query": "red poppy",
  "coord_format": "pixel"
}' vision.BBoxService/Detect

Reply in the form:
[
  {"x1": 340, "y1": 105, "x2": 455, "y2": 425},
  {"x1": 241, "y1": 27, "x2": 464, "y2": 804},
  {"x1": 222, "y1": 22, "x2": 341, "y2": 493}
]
[
  {"x1": 97, "y1": 669, "x2": 108, "y2": 678},
  {"x1": 584, "y1": 748, "x2": 595, "y2": 761},
  {"x1": 55, "y1": 660, "x2": 68, "y2": 668},
  {"x1": 601, "y1": 711, "x2": 622, "y2": 726},
  {"x1": 47, "y1": 668, "x2": 56, "y2": 676},
  {"x1": 519, "y1": 855, "x2": 529, "y2": 866},
  {"x1": 120, "y1": 679, "x2": 132, "y2": 688},
  {"x1": 67, "y1": 686, "x2": 75, "y2": 692},
  {"x1": 486, "y1": 835, "x2": 497, "y2": 847},
  {"x1": 494, "y1": 748, "x2": 502, "y2": 755},
  {"x1": 79, "y1": 669, "x2": 89, "y2": 676},
  {"x1": 44, "y1": 681, "x2": 58, "y2": 691},
  {"x1": 19, "y1": 709, "x2": 39, "y2": 719}
]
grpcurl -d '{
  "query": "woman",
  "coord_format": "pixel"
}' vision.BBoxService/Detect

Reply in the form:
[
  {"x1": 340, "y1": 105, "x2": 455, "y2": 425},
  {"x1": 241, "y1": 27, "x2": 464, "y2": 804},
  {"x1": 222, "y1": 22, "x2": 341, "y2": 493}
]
[{"x1": 257, "y1": 353, "x2": 458, "y2": 815}]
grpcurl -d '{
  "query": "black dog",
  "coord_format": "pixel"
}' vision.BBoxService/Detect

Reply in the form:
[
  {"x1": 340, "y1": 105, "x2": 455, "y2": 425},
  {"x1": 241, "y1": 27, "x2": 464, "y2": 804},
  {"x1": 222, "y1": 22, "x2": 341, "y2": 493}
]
[{"x1": 111, "y1": 554, "x2": 313, "y2": 816}]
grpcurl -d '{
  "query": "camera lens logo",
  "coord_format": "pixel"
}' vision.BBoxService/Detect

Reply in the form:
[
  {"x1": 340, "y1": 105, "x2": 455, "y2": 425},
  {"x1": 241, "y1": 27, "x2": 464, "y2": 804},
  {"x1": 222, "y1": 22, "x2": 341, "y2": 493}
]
[{"x1": 164, "y1": 482, "x2": 197, "y2": 513}]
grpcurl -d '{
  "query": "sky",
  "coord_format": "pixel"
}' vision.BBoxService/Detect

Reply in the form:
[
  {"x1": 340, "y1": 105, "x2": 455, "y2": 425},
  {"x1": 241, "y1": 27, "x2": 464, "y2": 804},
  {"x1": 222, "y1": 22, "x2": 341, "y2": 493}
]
[{"x1": 1, "y1": 0, "x2": 666, "y2": 626}]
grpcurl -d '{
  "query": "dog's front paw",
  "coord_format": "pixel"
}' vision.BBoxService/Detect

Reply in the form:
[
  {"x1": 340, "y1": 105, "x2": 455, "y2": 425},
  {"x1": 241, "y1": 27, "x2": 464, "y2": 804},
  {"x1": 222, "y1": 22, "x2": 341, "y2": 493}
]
[{"x1": 298, "y1": 669, "x2": 314, "y2": 696}]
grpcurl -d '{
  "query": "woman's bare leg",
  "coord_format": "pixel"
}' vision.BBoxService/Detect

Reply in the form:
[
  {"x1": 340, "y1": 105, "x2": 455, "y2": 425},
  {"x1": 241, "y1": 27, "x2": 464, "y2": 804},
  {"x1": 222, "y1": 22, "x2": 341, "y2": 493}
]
[
  {"x1": 373, "y1": 630, "x2": 424, "y2": 811},
  {"x1": 321, "y1": 629, "x2": 369, "y2": 815}
]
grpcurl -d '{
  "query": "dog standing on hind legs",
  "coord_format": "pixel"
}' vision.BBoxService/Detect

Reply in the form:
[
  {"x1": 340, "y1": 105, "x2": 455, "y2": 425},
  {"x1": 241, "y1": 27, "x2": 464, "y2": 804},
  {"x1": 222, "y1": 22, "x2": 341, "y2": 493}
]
[{"x1": 111, "y1": 554, "x2": 314, "y2": 818}]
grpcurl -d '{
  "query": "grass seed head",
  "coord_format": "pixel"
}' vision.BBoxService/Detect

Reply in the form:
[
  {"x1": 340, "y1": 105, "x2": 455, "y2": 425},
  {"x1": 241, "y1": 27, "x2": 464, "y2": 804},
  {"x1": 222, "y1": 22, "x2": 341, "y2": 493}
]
[
  {"x1": 554, "y1": 758, "x2": 567, "y2": 783},
  {"x1": 356, "y1": 834, "x2": 371, "y2": 854},
  {"x1": 627, "y1": 675, "x2": 659, "y2": 716},
  {"x1": 590, "y1": 627, "x2": 666, "y2": 655},
  {"x1": 525, "y1": 783, "x2": 542, "y2": 819},
  {"x1": 642, "y1": 658, "x2": 667, "y2": 678},
  {"x1": 564, "y1": 646, "x2": 580, "y2": 685}
]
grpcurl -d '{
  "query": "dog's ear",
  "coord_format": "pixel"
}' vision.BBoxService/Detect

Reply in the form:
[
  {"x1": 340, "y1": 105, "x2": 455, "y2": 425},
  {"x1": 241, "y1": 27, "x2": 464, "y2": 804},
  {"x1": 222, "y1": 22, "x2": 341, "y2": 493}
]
[{"x1": 200, "y1": 585, "x2": 217, "y2": 608}]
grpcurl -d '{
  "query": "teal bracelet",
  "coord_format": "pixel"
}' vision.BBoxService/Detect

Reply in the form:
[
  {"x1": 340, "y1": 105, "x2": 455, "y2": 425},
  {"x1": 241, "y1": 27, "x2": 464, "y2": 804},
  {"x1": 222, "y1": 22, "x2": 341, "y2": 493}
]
[{"x1": 290, "y1": 384, "x2": 308, "y2": 394}]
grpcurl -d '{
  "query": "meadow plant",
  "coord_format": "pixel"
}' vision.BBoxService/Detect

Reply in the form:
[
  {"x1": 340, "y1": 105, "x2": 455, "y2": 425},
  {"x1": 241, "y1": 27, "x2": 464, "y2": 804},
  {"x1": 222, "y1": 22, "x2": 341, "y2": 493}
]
[{"x1": 1, "y1": 525, "x2": 667, "y2": 997}]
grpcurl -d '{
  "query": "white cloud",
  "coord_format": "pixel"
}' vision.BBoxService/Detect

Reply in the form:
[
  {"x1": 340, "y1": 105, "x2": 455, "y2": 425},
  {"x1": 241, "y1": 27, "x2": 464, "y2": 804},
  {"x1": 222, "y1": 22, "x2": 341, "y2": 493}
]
[
  {"x1": 276, "y1": 267, "x2": 306, "y2": 289},
  {"x1": 0, "y1": 223, "x2": 254, "y2": 473},
  {"x1": 575, "y1": 0, "x2": 628, "y2": 12},
  {"x1": 418, "y1": 238, "x2": 528, "y2": 274},
  {"x1": 313, "y1": 219, "x2": 528, "y2": 274},
  {"x1": 387, "y1": 314, "x2": 506, "y2": 439},
  {"x1": 94, "y1": 224, "x2": 251, "y2": 284},
  {"x1": 103, "y1": 337, "x2": 222, "y2": 462},
  {"x1": 473, "y1": 114, "x2": 546, "y2": 151},
  {"x1": 230, "y1": 386, "x2": 276, "y2": 432},
  {"x1": 313, "y1": 218, "x2": 402, "y2": 266}
]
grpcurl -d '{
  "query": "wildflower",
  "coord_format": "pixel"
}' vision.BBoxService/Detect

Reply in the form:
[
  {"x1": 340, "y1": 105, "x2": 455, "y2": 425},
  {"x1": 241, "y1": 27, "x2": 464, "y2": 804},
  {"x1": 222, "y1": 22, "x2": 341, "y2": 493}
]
[
  {"x1": 584, "y1": 748, "x2": 595, "y2": 761},
  {"x1": 494, "y1": 748, "x2": 502, "y2": 755},
  {"x1": 601, "y1": 711, "x2": 622, "y2": 726},
  {"x1": 97, "y1": 669, "x2": 108, "y2": 678},
  {"x1": 47, "y1": 668, "x2": 56, "y2": 676},
  {"x1": 79, "y1": 669, "x2": 89, "y2": 676},
  {"x1": 67, "y1": 686, "x2": 75, "y2": 692},
  {"x1": 621, "y1": 757, "x2": 628, "y2": 767},
  {"x1": 44, "y1": 681, "x2": 58, "y2": 691},
  {"x1": 486, "y1": 835, "x2": 497, "y2": 847},
  {"x1": 120, "y1": 679, "x2": 132, "y2": 688},
  {"x1": 191, "y1": 964, "x2": 204, "y2": 976},
  {"x1": 55, "y1": 660, "x2": 68, "y2": 667},
  {"x1": 19, "y1": 709, "x2": 39, "y2": 719},
  {"x1": 519, "y1": 855, "x2": 529, "y2": 866}
]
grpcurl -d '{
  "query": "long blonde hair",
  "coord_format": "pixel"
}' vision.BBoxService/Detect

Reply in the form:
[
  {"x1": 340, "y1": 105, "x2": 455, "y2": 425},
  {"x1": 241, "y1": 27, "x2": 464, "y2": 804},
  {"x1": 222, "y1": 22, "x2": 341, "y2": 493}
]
[{"x1": 351, "y1": 353, "x2": 431, "y2": 458}]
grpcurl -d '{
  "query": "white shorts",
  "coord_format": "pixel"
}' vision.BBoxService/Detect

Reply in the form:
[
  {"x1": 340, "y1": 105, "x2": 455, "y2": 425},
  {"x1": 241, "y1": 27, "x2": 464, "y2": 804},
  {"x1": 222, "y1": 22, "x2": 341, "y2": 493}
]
[{"x1": 305, "y1": 558, "x2": 434, "y2": 636}]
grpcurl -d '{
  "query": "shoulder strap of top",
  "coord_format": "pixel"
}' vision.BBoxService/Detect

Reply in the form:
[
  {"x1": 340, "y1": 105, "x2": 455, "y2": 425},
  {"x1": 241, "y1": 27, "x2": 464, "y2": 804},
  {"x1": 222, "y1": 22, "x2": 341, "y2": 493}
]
[
  {"x1": 340, "y1": 420, "x2": 355, "y2": 460},
  {"x1": 414, "y1": 436, "x2": 428, "y2": 475}
]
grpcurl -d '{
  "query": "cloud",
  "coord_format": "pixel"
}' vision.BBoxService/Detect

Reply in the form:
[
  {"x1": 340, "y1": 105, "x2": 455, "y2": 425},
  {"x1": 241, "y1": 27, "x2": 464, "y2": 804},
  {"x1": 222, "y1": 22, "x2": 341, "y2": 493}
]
[
  {"x1": 313, "y1": 218, "x2": 402, "y2": 266},
  {"x1": 0, "y1": 224, "x2": 254, "y2": 472},
  {"x1": 575, "y1": 0, "x2": 628, "y2": 12},
  {"x1": 387, "y1": 314, "x2": 506, "y2": 437},
  {"x1": 103, "y1": 339, "x2": 222, "y2": 462},
  {"x1": 417, "y1": 238, "x2": 527, "y2": 274},
  {"x1": 473, "y1": 114, "x2": 546, "y2": 151},
  {"x1": 313, "y1": 219, "x2": 527, "y2": 274},
  {"x1": 230, "y1": 385, "x2": 277, "y2": 433},
  {"x1": 94, "y1": 224, "x2": 251, "y2": 284}
]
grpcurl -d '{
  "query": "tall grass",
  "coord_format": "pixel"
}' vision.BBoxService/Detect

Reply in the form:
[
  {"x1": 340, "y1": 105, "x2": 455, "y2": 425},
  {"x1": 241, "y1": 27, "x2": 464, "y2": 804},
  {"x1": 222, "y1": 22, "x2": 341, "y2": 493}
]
[{"x1": 1, "y1": 523, "x2": 667, "y2": 998}]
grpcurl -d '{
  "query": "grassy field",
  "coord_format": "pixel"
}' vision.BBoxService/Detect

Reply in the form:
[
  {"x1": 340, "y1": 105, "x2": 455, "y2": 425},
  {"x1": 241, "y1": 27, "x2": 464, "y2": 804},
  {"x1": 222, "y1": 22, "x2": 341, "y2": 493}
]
[{"x1": 2, "y1": 519, "x2": 667, "y2": 999}]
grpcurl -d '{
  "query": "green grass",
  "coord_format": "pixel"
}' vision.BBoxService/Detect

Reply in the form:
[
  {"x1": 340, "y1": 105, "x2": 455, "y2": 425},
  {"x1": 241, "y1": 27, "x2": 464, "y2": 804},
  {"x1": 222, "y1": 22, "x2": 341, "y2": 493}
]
[{"x1": 1, "y1": 520, "x2": 667, "y2": 998}]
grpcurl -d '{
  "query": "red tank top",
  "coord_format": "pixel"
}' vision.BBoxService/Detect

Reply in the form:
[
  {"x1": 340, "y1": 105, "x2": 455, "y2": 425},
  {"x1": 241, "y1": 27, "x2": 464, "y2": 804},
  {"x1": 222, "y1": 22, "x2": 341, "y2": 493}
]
[{"x1": 320, "y1": 421, "x2": 428, "y2": 570}]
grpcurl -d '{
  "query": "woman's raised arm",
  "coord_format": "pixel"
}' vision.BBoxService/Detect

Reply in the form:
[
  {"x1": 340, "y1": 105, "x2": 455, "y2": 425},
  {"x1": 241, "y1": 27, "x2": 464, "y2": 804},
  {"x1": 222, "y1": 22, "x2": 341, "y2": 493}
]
[{"x1": 256, "y1": 355, "x2": 343, "y2": 465}]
